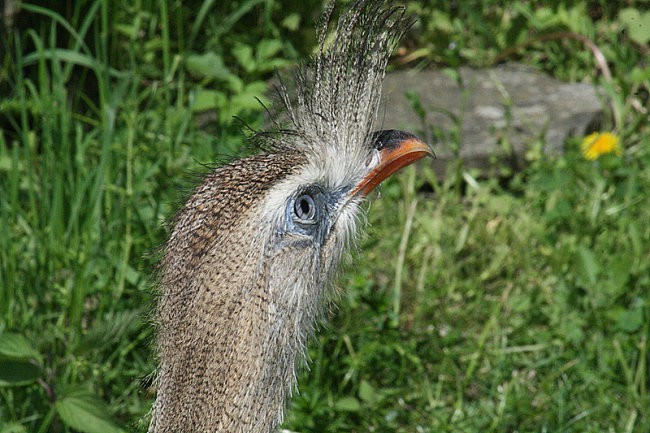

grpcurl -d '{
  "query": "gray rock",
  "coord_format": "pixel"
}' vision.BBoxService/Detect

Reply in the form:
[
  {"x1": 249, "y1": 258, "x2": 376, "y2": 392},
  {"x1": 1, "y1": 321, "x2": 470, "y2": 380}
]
[{"x1": 380, "y1": 63, "x2": 603, "y2": 178}]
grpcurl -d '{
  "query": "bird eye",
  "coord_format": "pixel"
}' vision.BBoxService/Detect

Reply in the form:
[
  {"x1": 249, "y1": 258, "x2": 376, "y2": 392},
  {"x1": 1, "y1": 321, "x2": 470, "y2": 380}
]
[{"x1": 293, "y1": 194, "x2": 317, "y2": 223}]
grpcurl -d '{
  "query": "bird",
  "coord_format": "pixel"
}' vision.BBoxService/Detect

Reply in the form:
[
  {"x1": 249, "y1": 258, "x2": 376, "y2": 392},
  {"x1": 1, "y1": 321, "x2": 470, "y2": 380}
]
[{"x1": 148, "y1": 1, "x2": 432, "y2": 432}]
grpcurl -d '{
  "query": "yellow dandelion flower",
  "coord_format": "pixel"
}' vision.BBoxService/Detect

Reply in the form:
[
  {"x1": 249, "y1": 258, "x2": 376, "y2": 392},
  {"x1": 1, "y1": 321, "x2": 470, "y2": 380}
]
[{"x1": 581, "y1": 132, "x2": 622, "y2": 160}]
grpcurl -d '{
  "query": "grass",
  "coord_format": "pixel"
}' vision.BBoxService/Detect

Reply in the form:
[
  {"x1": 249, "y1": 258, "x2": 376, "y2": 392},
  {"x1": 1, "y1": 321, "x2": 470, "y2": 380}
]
[{"x1": 0, "y1": 1, "x2": 648, "y2": 432}]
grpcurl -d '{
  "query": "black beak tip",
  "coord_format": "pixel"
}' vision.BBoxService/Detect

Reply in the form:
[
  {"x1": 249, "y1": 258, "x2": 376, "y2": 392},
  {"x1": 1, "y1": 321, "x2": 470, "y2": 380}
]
[{"x1": 371, "y1": 129, "x2": 435, "y2": 158}]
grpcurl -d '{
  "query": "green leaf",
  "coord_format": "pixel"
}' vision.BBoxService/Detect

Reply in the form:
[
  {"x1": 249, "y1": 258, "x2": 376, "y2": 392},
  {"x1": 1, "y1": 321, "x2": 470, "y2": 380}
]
[
  {"x1": 114, "y1": 23, "x2": 138, "y2": 40},
  {"x1": 576, "y1": 246, "x2": 599, "y2": 286},
  {"x1": 603, "y1": 254, "x2": 631, "y2": 298},
  {"x1": 185, "y1": 52, "x2": 232, "y2": 81},
  {"x1": 55, "y1": 389, "x2": 125, "y2": 433},
  {"x1": 615, "y1": 308, "x2": 644, "y2": 333},
  {"x1": 628, "y1": 67, "x2": 650, "y2": 87},
  {"x1": 257, "y1": 39, "x2": 283, "y2": 61},
  {"x1": 20, "y1": 49, "x2": 127, "y2": 78},
  {"x1": 232, "y1": 44, "x2": 256, "y2": 73},
  {"x1": 230, "y1": 81, "x2": 268, "y2": 110},
  {"x1": 334, "y1": 396, "x2": 361, "y2": 412},
  {"x1": 359, "y1": 380, "x2": 378, "y2": 404},
  {"x1": 559, "y1": 311, "x2": 585, "y2": 344},
  {"x1": 0, "y1": 359, "x2": 41, "y2": 386},
  {"x1": 0, "y1": 333, "x2": 41, "y2": 362},
  {"x1": 0, "y1": 422, "x2": 28, "y2": 433},
  {"x1": 191, "y1": 89, "x2": 226, "y2": 112},
  {"x1": 281, "y1": 13, "x2": 301, "y2": 31},
  {"x1": 430, "y1": 10, "x2": 453, "y2": 33},
  {"x1": 125, "y1": 265, "x2": 140, "y2": 285},
  {"x1": 619, "y1": 8, "x2": 650, "y2": 45}
]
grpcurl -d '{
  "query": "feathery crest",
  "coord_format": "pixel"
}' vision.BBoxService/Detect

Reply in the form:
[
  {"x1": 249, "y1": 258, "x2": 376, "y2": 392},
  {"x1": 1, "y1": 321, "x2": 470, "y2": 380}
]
[{"x1": 276, "y1": 0, "x2": 408, "y2": 155}]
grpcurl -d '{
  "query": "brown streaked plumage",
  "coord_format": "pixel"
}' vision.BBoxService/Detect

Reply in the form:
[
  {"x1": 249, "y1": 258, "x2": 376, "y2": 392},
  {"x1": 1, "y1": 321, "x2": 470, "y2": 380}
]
[{"x1": 149, "y1": 1, "x2": 432, "y2": 432}]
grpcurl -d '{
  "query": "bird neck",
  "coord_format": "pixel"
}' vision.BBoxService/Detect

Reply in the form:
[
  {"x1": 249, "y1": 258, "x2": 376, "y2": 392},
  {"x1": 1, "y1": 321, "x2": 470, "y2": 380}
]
[{"x1": 151, "y1": 248, "x2": 321, "y2": 433}]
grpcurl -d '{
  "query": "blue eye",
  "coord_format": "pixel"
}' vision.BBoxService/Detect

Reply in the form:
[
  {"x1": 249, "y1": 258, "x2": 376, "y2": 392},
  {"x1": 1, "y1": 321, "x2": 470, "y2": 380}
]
[{"x1": 294, "y1": 194, "x2": 316, "y2": 223}]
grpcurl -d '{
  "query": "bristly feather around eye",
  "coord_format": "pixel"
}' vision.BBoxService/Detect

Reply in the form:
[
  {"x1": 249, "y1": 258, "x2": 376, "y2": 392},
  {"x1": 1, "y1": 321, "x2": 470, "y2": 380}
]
[{"x1": 258, "y1": 0, "x2": 409, "y2": 159}]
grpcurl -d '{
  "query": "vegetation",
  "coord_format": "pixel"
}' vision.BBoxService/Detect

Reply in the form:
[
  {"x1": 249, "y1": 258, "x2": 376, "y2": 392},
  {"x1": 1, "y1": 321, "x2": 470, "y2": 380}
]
[{"x1": 0, "y1": 1, "x2": 648, "y2": 432}]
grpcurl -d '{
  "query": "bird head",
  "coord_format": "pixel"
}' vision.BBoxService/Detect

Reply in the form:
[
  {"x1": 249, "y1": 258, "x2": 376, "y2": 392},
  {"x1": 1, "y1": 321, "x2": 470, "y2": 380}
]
[{"x1": 152, "y1": 1, "x2": 432, "y2": 432}]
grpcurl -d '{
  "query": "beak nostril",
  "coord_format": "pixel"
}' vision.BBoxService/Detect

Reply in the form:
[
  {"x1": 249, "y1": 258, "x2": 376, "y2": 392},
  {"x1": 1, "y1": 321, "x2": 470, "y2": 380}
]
[{"x1": 365, "y1": 148, "x2": 381, "y2": 169}]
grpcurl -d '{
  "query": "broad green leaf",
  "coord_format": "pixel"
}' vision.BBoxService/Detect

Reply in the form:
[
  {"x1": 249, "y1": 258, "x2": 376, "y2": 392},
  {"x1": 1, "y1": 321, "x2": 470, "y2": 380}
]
[
  {"x1": 191, "y1": 89, "x2": 226, "y2": 112},
  {"x1": 0, "y1": 333, "x2": 41, "y2": 362},
  {"x1": 615, "y1": 308, "x2": 643, "y2": 333},
  {"x1": 431, "y1": 10, "x2": 453, "y2": 33},
  {"x1": 281, "y1": 13, "x2": 301, "y2": 31},
  {"x1": 185, "y1": 52, "x2": 232, "y2": 81},
  {"x1": 619, "y1": 8, "x2": 650, "y2": 45},
  {"x1": 0, "y1": 422, "x2": 28, "y2": 433},
  {"x1": 0, "y1": 154, "x2": 12, "y2": 172},
  {"x1": 257, "y1": 39, "x2": 283, "y2": 61},
  {"x1": 334, "y1": 396, "x2": 361, "y2": 412},
  {"x1": 533, "y1": 7, "x2": 556, "y2": 29},
  {"x1": 560, "y1": 311, "x2": 585, "y2": 344},
  {"x1": 628, "y1": 67, "x2": 650, "y2": 87},
  {"x1": 225, "y1": 74, "x2": 245, "y2": 93},
  {"x1": 576, "y1": 246, "x2": 599, "y2": 286},
  {"x1": 232, "y1": 44, "x2": 255, "y2": 73},
  {"x1": 604, "y1": 254, "x2": 631, "y2": 298},
  {"x1": 0, "y1": 359, "x2": 41, "y2": 386},
  {"x1": 229, "y1": 81, "x2": 269, "y2": 111},
  {"x1": 125, "y1": 265, "x2": 140, "y2": 285},
  {"x1": 359, "y1": 380, "x2": 378, "y2": 404},
  {"x1": 55, "y1": 390, "x2": 125, "y2": 433}
]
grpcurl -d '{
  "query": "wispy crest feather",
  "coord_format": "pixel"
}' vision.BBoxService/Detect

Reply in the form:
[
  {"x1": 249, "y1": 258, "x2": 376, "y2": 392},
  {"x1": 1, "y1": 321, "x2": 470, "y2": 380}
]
[{"x1": 276, "y1": 0, "x2": 408, "y2": 156}]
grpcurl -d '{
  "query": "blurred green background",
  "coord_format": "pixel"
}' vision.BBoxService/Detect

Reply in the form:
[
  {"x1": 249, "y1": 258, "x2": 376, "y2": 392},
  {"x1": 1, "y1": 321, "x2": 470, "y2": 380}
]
[{"x1": 0, "y1": 1, "x2": 648, "y2": 432}]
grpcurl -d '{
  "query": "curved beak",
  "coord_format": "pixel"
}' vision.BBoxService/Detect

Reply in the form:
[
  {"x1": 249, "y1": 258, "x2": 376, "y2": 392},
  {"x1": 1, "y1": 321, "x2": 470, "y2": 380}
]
[{"x1": 352, "y1": 130, "x2": 434, "y2": 197}]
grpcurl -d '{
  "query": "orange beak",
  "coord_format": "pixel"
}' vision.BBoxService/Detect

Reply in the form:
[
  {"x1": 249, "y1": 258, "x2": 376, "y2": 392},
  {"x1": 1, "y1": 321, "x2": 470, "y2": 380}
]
[{"x1": 352, "y1": 130, "x2": 433, "y2": 196}]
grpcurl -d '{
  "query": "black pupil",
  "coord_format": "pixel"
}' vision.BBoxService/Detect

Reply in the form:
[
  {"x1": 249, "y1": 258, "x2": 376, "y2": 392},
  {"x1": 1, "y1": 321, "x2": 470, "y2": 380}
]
[{"x1": 295, "y1": 195, "x2": 314, "y2": 220}]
